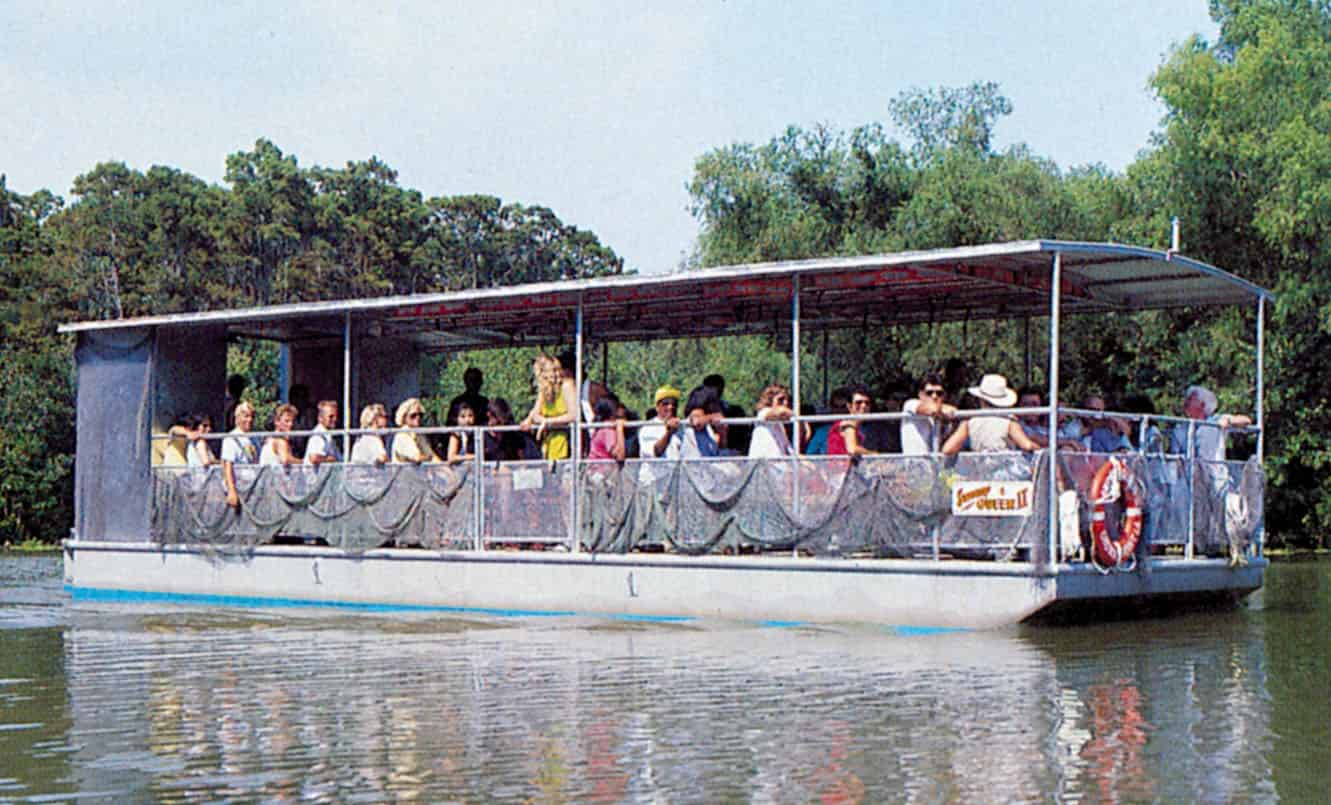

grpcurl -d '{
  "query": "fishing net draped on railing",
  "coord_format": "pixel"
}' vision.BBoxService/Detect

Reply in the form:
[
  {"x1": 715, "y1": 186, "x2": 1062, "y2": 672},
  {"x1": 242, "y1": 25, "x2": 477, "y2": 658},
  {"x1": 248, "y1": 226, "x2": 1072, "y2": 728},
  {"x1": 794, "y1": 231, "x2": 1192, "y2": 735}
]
[
  {"x1": 152, "y1": 464, "x2": 477, "y2": 551},
  {"x1": 577, "y1": 454, "x2": 1050, "y2": 559},
  {"x1": 150, "y1": 451, "x2": 1263, "y2": 560},
  {"x1": 1059, "y1": 453, "x2": 1265, "y2": 558}
]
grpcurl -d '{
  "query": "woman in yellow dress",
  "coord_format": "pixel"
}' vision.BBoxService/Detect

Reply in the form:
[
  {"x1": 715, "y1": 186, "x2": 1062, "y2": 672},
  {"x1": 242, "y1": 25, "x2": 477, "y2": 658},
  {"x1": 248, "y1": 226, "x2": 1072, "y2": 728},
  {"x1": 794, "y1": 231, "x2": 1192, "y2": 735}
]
[{"x1": 521, "y1": 354, "x2": 578, "y2": 460}]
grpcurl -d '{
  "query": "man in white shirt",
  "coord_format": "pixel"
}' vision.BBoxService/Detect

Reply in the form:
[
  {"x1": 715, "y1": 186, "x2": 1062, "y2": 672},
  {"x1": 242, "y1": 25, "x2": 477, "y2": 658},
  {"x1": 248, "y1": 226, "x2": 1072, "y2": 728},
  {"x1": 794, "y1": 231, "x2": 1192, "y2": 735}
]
[
  {"x1": 900, "y1": 373, "x2": 956, "y2": 454},
  {"x1": 638, "y1": 385, "x2": 682, "y2": 460},
  {"x1": 304, "y1": 400, "x2": 342, "y2": 465}
]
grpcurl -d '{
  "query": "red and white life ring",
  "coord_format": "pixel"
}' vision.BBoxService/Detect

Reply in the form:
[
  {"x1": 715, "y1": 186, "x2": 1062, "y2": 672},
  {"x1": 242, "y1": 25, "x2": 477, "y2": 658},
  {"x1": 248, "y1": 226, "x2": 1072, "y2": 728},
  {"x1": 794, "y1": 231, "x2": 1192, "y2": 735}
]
[{"x1": 1090, "y1": 457, "x2": 1142, "y2": 567}]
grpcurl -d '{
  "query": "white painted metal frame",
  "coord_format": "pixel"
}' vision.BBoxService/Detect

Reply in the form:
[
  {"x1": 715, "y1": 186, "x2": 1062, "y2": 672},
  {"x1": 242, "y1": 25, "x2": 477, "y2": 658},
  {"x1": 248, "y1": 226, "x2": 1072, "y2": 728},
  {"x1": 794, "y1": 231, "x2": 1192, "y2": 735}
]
[{"x1": 1046, "y1": 252, "x2": 1062, "y2": 571}]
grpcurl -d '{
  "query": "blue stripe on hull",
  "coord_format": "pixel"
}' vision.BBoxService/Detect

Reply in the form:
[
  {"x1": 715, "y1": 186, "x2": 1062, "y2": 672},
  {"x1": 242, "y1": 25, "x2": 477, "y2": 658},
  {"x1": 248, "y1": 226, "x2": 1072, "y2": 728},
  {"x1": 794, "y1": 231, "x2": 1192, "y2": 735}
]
[{"x1": 65, "y1": 585, "x2": 962, "y2": 635}]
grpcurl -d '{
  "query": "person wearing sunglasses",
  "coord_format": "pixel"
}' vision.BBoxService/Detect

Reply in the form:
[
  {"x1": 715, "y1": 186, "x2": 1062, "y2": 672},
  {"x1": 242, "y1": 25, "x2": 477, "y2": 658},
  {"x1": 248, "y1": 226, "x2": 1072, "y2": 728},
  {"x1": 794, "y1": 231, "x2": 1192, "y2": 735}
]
[
  {"x1": 827, "y1": 384, "x2": 877, "y2": 458},
  {"x1": 391, "y1": 398, "x2": 439, "y2": 464},
  {"x1": 901, "y1": 373, "x2": 957, "y2": 455}
]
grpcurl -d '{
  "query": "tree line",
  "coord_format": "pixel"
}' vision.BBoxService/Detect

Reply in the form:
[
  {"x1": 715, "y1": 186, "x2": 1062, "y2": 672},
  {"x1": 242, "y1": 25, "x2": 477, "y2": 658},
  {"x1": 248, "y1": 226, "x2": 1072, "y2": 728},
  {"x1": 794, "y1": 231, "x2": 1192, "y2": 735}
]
[{"x1": 1, "y1": 0, "x2": 1327, "y2": 547}]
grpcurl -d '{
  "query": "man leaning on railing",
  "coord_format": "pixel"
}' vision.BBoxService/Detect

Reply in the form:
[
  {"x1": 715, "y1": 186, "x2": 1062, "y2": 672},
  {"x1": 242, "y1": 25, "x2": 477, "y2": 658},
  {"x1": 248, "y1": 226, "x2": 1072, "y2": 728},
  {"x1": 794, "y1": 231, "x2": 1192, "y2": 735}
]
[{"x1": 1169, "y1": 385, "x2": 1252, "y2": 461}]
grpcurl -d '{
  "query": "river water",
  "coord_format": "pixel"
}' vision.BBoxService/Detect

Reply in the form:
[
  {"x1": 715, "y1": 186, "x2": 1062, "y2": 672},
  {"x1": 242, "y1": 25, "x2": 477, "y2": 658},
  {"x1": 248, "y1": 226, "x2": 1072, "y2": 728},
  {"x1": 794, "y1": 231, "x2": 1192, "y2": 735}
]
[{"x1": 1, "y1": 554, "x2": 1326, "y2": 802}]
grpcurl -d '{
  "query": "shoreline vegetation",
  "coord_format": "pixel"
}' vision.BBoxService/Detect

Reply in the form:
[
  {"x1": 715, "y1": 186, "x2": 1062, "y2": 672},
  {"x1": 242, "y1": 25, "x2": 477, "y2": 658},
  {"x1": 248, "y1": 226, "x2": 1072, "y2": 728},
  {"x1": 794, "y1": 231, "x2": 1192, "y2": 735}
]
[
  {"x1": 2, "y1": 3, "x2": 1330, "y2": 551},
  {"x1": 2, "y1": 540, "x2": 62, "y2": 554}
]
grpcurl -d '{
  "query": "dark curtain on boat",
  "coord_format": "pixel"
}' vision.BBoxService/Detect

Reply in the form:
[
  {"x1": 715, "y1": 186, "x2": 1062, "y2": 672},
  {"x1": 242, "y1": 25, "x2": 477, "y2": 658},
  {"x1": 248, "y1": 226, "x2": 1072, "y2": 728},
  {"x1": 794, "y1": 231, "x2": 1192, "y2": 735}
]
[{"x1": 74, "y1": 328, "x2": 154, "y2": 543}]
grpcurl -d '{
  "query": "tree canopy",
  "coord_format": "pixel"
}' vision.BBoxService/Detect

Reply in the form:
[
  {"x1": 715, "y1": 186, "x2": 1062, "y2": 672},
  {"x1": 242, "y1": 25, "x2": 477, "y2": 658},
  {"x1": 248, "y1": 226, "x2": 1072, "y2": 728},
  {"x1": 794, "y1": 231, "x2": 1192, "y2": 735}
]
[{"x1": 0, "y1": 145, "x2": 623, "y2": 544}]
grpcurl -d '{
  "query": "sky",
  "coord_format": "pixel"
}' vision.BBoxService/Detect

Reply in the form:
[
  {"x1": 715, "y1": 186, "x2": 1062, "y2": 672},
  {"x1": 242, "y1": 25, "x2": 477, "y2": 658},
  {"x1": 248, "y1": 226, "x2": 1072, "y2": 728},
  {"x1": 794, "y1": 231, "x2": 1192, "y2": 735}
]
[{"x1": 2, "y1": 1, "x2": 1219, "y2": 274}]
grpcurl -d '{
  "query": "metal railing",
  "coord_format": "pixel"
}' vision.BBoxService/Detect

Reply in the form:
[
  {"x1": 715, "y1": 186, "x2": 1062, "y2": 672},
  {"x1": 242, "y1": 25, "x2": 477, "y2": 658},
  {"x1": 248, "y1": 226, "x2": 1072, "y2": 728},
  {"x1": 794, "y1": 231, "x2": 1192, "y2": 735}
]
[{"x1": 150, "y1": 405, "x2": 1262, "y2": 559}]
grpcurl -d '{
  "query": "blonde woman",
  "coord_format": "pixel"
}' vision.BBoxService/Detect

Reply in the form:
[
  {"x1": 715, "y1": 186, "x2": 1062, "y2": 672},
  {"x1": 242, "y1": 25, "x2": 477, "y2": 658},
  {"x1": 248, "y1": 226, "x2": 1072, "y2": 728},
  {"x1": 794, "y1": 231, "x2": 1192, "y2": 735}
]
[
  {"x1": 259, "y1": 403, "x2": 302, "y2": 466},
  {"x1": 521, "y1": 354, "x2": 577, "y2": 460},
  {"x1": 392, "y1": 398, "x2": 439, "y2": 464},
  {"x1": 351, "y1": 403, "x2": 389, "y2": 464},
  {"x1": 749, "y1": 383, "x2": 794, "y2": 458},
  {"x1": 222, "y1": 401, "x2": 258, "y2": 508}
]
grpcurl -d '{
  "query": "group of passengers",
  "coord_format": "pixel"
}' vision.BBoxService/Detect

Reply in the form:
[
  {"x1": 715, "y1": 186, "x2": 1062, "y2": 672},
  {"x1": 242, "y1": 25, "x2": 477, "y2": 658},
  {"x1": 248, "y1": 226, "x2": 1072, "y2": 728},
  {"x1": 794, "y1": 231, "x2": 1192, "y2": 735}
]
[
  {"x1": 179, "y1": 351, "x2": 1251, "y2": 508},
  {"x1": 749, "y1": 369, "x2": 1252, "y2": 462}
]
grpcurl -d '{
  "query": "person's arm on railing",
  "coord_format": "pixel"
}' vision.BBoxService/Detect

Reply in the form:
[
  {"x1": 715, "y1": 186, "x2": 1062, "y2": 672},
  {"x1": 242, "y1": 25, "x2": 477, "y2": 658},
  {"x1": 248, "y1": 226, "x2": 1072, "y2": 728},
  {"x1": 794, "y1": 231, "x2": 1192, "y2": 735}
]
[
  {"x1": 839, "y1": 420, "x2": 875, "y2": 457},
  {"x1": 652, "y1": 417, "x2": 679, "y2": 457},
  {"x1": 611, "y1": 419, "x2": 626, "y2": 462},
  {"x1": 1006, "y1": 420, "x2": 1041, "y2": 452},
  {"x1": 223, "y1": 460, "x2": 240, "y2": 508},
  {"x1": 941, "y1": 421, "x2": 969, "y2": 456}
]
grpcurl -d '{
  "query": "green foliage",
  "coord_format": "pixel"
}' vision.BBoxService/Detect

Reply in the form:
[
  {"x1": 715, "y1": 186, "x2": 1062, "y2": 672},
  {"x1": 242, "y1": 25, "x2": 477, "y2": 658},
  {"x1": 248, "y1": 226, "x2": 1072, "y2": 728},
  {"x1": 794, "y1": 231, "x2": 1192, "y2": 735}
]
[
  {"x1": 0, "y1": 143, "x2": 623, "y2": 543},
  {"x1": 0, "y1": 345, "x2": 74, "y2": 543},
  {"x1": 1144, "y1": 0, "x2": 1331, "y2": 544},
  {"x1": 688, "y1": 124, "x2": 915, "y2": 264},
  {"x1": 226, "y1": 342, "x2": 282, "y2": 426},
  {"x1": 888, "y1": 81, "x2": 1013, "y2": 158},
  {"x1": 687, "y1": 28, "x2": 1331, "y2": 547}
]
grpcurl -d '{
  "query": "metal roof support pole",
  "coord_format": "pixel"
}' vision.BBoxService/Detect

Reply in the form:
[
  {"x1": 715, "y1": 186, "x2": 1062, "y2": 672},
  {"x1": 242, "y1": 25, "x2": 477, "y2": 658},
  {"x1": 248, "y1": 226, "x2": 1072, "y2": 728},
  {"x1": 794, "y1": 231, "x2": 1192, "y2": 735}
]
[
  {"x1": 342, "y1": 312, "x2": 352, "y2": 461},
  {"x1": 1045, "y1": 252, "x2": 1062, "y2": 573},
  {"x1": 820, "y1": 329, "x2": 829, "y2": 405},
  {"x1": 601, "y1": 341, "x2": 608, "y2": 387},
  {"x1": 474, "y1": 425, "x2": 485, "y2": 552},
  {"x1": 1023, "y1": 317, "x2": 1032, "y2": 385},
  {"x1": 1256, "y1": 296, "x2": 1266, "y2": 463},
  {"x1": 791, "y1": 276, "x2": 803, "y2": 548},
  {"x1": 1255, "y1": 295, "x2": 1266, "y2": 557},
  {"x1": 570, "y1": 296, "x2": 584, "y2": 554}
]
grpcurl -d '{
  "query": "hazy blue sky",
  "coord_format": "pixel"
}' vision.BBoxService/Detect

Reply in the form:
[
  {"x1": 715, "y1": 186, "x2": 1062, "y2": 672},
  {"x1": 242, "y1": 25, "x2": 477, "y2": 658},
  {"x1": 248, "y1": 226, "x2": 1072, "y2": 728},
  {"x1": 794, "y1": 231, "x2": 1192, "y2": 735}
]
[{"x1": 3, "y1": 1, "x2": 1218, "y2": 273}]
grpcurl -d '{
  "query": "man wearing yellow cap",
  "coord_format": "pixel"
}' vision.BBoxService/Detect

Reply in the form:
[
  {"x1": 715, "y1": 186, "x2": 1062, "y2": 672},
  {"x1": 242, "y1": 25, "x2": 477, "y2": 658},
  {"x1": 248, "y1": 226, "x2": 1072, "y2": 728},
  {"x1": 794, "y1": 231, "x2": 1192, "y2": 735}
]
[{"x1": 639, "y1": 385, "x2": 682, "y2": 460}]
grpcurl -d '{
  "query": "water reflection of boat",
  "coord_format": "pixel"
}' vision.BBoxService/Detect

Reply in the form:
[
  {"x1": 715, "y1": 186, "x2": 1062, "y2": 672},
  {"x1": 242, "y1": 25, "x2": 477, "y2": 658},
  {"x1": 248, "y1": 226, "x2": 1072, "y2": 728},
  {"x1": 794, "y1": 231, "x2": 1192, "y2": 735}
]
[
  {"x1": 54, "y1": 614, "x2": 1273, "y2": 801},
  {"x1": 61, "y1": 241, "x2": 1269, "y2": 628}
]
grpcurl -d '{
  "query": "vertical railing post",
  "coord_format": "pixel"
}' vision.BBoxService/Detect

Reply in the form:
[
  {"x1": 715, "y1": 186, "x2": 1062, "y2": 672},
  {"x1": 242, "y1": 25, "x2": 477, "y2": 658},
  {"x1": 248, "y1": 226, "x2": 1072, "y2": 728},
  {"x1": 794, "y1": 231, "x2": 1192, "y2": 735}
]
[
  {"x1": 819, "y1": 328, "x2": 828, "y2": 406},
  {"x1": 1255, "y1": 294, "x2": 1266, "y2": 556},
  {"x1": 474, "y1": 424, "x2": 484, "y2": 551},
  {"x1": 571, "y1": 295, "x2": 584, "y2": 554},
  {"x1": 791, "y1": 276, "x2": 803, "y2": 551},
  {"x1": 1256, "y1": 295, "x2": 1265, "y2": 464},
  {"x1": 1023, "y1": 316, "x2": 1032, "y2": 385},
  {"x1": 1045, "y1": 251, "x2": 1062, "y2": 571},
  {"x1": 1185, "y1": 420, "x2": 1197, "y2": 560},
  {"x1": 342, "y1": 312, "x2": 353, "y2": 460}
]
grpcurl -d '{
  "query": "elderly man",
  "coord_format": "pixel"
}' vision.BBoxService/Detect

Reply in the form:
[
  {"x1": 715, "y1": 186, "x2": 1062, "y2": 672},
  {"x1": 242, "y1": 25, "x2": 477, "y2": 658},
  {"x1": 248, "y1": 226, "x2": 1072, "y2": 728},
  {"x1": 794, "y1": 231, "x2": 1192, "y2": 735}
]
[
  {"x1": 900, "y1": 373, "x2": 956, "y2": 454},
  {"x1": 304, "y1": 400, "x2": 342, "y2": 465},
  {"x1": 1169, "y1": 385, "x2": 1252, "y2": 461}
]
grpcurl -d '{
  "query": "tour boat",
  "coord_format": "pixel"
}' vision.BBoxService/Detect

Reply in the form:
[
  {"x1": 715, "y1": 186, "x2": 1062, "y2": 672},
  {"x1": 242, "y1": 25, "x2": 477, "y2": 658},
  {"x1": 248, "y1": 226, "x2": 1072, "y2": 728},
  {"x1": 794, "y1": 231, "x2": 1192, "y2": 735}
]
[{"x1": 60, "y1": 240, "x2": 1269, "y2": 629}]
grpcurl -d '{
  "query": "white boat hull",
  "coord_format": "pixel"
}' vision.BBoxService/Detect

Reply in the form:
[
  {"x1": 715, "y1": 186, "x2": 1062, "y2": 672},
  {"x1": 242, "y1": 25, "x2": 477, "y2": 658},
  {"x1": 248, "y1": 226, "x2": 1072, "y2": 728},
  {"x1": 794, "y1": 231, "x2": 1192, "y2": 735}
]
[{"x1": 61, "y1": 541, "x2": 1266, "y2": 630}]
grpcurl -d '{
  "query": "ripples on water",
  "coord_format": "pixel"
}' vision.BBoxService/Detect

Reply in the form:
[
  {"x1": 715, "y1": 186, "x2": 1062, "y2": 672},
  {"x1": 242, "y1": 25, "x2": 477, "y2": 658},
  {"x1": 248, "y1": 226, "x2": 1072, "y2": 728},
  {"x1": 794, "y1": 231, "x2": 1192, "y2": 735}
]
[{"x1": 1, "y1": 553, "x2": 1326, "y2": 802}]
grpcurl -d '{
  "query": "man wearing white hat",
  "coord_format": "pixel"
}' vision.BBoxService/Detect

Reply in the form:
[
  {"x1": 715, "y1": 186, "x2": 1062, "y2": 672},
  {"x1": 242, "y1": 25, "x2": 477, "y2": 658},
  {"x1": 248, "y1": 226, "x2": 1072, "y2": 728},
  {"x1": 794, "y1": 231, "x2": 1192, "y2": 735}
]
[
  {"x1": 1169, "y1": 385, "x2": 1252, "y2": 462},
  {"x1": 941, "y1": 374, "x2": 1042, "y2": 455}
]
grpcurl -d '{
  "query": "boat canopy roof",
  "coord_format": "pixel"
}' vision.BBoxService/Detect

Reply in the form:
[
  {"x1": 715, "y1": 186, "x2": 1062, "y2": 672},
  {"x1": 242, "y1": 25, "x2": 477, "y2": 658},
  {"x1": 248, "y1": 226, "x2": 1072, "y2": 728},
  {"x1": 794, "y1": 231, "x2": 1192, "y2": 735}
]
[{"x1": 58, "y1": 240, "x2": 1271, "y2": 350}]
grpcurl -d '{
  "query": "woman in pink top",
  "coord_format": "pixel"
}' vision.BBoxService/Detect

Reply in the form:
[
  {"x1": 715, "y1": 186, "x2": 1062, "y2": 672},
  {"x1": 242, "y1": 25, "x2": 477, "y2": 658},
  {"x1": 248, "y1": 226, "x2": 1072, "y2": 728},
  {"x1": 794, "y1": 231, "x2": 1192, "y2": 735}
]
[{"x1": 587, "y1": 397, "x2": 626, "y2": 462}]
